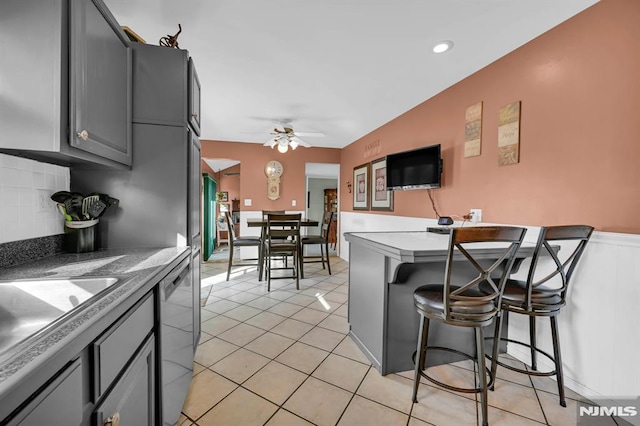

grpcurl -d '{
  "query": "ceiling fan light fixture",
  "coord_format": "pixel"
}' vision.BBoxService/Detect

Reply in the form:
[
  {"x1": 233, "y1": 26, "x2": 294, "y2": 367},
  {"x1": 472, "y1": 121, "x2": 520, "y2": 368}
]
[
  {"x1": 432, "y1": 40, "x2": 454, "y2": 54},
  {"x1": 277, "y1": 142, "x2": 289, "y2": 153},
  {"x1": 289, "y1": 140, "x2": 299, "y2": 150}
]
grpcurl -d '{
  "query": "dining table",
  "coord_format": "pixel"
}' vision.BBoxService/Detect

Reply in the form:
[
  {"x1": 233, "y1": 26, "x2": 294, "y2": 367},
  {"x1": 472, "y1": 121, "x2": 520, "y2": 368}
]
[{"x1": 247, "y1": 217, "x2": 320, "y2": 280}]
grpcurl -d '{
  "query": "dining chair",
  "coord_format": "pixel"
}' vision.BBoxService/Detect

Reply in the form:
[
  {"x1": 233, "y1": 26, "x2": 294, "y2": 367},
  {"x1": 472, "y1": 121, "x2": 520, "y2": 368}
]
[
  {"x1": 412, "y1": 226, "x2": 527, "y2": 426},
  {"x1": 300, "y1": 211, "x2": 334, "y2": 276},
  {"x1": 224, "y1": 211, "x2": 262, "y2": 281},
  {"x1": 265, "y1": 213, "x2": 301, "y2": 291},
  {"x1": 484, "y1": 225, "x2": 594, "y2": 407}
]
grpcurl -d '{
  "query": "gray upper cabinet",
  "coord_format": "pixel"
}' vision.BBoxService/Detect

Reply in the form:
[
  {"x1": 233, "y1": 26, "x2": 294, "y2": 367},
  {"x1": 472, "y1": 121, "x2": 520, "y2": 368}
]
[
  {"x1": 188, "y1": 58, "x2": 202, "y2": 135},
  {"x1": 69, "y1": 0, "x2": 132, "y2": 166},
  {"x1": 0, "y1": 0, "x2": 131, "y2": 168}
]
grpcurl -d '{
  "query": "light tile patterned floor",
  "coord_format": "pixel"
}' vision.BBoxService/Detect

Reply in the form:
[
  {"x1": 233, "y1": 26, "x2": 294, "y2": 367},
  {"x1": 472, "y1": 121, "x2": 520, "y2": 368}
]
[{"x1": 179, "y1": 254, "x2": 595, "y2": 426}]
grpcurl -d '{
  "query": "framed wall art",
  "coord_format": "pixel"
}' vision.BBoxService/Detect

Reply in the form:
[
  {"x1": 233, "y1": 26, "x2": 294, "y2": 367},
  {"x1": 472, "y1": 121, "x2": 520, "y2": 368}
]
[
  {"x1": 498, "y1": 101, "x2": 521, "y2": 166},
  {"x1": 370, "y1": 157, "x2": 393, "y2": 211},
  {"x1": 353, "y1": 163, "x2": 370, "y2": 210}
]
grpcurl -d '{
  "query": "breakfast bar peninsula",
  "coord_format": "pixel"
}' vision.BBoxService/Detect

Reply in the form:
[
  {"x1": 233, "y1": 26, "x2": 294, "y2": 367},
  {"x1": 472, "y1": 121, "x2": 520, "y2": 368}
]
[{"x1": 344, "y1": 230, "x2": 534, "y2": 375}]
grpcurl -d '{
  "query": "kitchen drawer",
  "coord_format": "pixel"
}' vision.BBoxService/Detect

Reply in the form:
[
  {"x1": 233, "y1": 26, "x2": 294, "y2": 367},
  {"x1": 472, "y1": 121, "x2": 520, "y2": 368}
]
[
  {"x1": 6, "y1": 358, "x2": 83, "y2": 426},
  {"x1": 92, "y1": 293, "x2": 154, "y2": 400}
]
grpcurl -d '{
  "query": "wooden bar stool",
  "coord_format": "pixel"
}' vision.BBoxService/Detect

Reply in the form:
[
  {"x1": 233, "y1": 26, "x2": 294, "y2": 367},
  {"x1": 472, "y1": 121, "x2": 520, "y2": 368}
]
[
  {"x1": 265, "y1": 213, "x2": 301, "y2": 291},
  {"x1": 224, "y1": 211, "x2": 262, "y2": 281},
  {"x1": 301, "y1": 211, "x2": 334, "y2": 277}
]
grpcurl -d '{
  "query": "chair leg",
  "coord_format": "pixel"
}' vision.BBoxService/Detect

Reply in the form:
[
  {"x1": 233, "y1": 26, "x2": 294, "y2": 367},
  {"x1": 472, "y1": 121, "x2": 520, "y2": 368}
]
[
  {"x1": 489, "y1": 312, "x2": 505, "y2": 391},
  {"x1": 325, "y1": 242, "x2": 332, "y2": 275},
  {"x1": 550, "y1": 316, "x2": 566, "y2": 407},
  {"x1": 226, "y1": 246, "x2": 233, "y2": 281},
  {"x1": 295, "y1": 250, "x2": 300, "y2": 290},
  {"x1": 267, "y1": 254, "x2": 271, "y2": 292},
  {"x1": 476, "y1": 327, "x2": 490, "y2": 426},
  {"x1": 320, "y1": 244, "x2": 326, "y2": 270},
  {"x1": 412, "y1": 314, "x2": 429, "y2": 402},
  {"x1": 529, "y1": 316, "x2": 537, "y2": 371}
]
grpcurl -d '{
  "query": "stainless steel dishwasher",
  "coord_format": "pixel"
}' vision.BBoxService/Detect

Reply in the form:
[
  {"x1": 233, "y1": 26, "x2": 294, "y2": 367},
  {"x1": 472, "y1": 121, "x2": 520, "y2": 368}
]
[{"x1": 159, "y1": 257, "x2": 193, "y2": 426}]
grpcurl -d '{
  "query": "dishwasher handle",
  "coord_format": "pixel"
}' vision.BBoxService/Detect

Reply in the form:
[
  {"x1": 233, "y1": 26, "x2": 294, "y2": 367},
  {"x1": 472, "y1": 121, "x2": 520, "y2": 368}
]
[{"x1": 163, "y1": 257, "x2": 191, "y2": 299}]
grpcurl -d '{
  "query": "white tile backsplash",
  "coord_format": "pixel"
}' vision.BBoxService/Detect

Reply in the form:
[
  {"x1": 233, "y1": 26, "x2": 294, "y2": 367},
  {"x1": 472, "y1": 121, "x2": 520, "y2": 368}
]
[{"x1": 0, "y1": 154, "x2": 69, "y2": 243}]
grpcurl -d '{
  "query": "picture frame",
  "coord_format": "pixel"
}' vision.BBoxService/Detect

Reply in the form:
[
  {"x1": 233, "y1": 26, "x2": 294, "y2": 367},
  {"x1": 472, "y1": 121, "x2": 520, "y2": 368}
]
[
  {"x1": 353, "y1": 163, "x2": 370, "y2": 210},
  {"x1": 370, "y1": 157, "x2": 393, "y2": 211},
  {"x1": 216, "y1": 191, "x2": 229, "y2": 202}
]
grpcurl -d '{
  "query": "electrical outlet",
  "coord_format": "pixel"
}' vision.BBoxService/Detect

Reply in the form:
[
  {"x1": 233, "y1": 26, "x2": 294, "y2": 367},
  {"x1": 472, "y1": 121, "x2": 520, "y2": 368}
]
[
  {"x1": 292, "y1": 199, "x2": 296, "y2": 207},
  {"x1": 37, "y1": 189, "x2": 54, "y2": 213},
  {"x1": 470, "y1": 208, "x2": 482, "y2": 223}
]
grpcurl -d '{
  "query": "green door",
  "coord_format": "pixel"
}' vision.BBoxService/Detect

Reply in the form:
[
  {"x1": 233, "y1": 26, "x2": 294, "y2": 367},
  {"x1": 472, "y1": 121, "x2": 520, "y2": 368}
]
[{"x1": 202, "y1": 174, "x2": 216, "y2": 260}]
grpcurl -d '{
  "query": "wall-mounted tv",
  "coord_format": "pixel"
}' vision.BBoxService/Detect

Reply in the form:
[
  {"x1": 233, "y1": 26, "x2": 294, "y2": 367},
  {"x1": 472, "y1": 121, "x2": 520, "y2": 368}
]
[{"x1": 386, "y1": 144, "x2": 442, "y2": 190}]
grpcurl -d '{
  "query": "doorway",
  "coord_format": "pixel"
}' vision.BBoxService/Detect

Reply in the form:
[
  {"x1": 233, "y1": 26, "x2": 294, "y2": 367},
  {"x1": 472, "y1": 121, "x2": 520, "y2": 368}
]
[{"x1": 305, "y1": 163, "x2": 340, "y2": 256}]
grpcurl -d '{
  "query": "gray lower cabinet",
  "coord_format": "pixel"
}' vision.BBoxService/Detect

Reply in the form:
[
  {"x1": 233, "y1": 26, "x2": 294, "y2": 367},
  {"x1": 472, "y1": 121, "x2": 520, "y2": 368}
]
[
  {"x1": 0, "y1": 291, "x2": 157, "y2": 426},
  {"x1": 6, "y1": 359, "x2": 83, "y2": 426},
  {"x1": 93, "y1": 336, "x2": 155, "y2": 426},
  {"x1": 0, "y1": 0, "x2": 131, "y2": 168}
]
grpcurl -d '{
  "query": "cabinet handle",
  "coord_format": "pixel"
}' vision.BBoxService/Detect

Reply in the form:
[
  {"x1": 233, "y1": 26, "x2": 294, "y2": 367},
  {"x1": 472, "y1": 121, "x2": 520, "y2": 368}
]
[
  {"x1": 104, "y1": 412, "x2": 120, "y2": 426},
  {"x1": 77, "y1": 130, "x2": 89, "y2": 141}
]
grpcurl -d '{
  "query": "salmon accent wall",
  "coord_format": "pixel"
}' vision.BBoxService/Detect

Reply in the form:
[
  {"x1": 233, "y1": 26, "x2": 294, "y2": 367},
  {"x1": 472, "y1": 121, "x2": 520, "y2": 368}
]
[
  {"x1": 341, "y1": 0, "x2": 640, "y2": 234},
  {"x1": 201, "y1": 140, "x2": 341, "y2": 211}
]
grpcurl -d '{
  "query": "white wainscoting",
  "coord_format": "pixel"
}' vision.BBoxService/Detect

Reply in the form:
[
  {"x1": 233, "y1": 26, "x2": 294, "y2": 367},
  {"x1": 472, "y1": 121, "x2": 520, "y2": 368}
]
[{"x1": 340, "y1": 211, "x2": 640, "y2": 402}]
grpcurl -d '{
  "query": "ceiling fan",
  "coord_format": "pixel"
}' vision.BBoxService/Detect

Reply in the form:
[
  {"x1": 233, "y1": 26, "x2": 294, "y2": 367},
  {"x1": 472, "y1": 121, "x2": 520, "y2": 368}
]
[{"x1": 263, "y1": 126, "x2": 325, "y2": 153}]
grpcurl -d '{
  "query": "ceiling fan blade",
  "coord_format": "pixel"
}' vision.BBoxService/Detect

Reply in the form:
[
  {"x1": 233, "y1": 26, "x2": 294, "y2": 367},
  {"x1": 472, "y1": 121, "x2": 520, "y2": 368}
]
[
  {"x1": 291, "y1": 136, "x2": 311, "y2": 147},
  {"x1": 263, "y1": 137, "x2": 278, "y2": 147},
  {"x1": 293, "y1": 131, "x2": 325, "y2": 137}
]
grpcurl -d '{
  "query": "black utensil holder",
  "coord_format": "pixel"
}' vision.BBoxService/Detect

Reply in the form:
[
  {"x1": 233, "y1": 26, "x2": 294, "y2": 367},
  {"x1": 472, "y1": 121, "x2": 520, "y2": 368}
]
[{"x1": 64, "y1": 219, "x2": 98, "y2": 253}]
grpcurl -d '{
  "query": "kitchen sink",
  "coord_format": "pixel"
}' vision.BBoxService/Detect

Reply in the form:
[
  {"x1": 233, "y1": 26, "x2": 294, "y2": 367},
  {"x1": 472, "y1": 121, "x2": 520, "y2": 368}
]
[{"x1": 0, "y1": 277, "x2": 121, "y2": 356}]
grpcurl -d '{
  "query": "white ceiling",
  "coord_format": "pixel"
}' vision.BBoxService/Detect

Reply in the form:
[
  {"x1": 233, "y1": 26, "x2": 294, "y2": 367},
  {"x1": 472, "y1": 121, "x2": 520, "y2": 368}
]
[{"x1": 105, "y1": 0, "x2": 598, "y2": 150}]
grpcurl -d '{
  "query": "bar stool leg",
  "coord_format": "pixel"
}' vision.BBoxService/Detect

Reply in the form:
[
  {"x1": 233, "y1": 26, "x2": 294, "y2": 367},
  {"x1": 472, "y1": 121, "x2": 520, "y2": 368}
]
[
  {"x1": 550, "y1": 316, "x2": 566, "y2": 407},
  {"x1": 412, "y1": 314, "x2": 429, "y2": 402},
  {"x1": 320, "y1": 244, "x2": 326, "y2": 269},
  {"x1": 476, "y1": 327, "x2": 490, "y2": 426},
  {"x1": 529, "y1": 316, "x2": 538, "y2": 371},
  {"x1": 489, "y1": 311, "x2": 505, "y2": 392},
  {"x1": 325, "y1": 240, "x2": 332, "y2": 275}
]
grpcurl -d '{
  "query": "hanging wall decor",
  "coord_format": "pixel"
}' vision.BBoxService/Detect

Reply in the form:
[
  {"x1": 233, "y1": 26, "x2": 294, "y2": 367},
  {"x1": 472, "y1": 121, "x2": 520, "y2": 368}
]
[
  {"x1": 498, "y1": 101, "x2": 521, "y2": 165},
  {"x1": 353, "y1": 163, "x2": 370, "y2": 210},
  {"x1": 370, "y1": 157, "x2": 393, "y2": 211},
  {"x1": 464, "y1": 102, "x2": 482, "y2": 158}
]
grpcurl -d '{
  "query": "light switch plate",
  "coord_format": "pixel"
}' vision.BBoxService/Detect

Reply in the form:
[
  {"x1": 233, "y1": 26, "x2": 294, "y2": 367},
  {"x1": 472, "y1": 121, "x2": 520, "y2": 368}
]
[{"x1": 292, "y1": 200, "x2": 296, "y2": 207}]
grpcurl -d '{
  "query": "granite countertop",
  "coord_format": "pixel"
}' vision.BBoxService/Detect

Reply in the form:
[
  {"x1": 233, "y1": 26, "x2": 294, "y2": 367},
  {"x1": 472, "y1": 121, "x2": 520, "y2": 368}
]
[{"x1": 0, "y1": 246, "x2": 190, "y2": 388}]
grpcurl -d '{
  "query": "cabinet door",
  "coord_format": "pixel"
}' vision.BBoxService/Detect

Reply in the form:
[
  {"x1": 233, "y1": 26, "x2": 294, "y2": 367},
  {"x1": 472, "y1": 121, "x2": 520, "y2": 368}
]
[
  {"x1": 93, "y1": 336, "x2": 155, "y2": 426},
  {"x1": 190, "y1": 132, "x2": 202, "y2": 240},
  {"x1": 7, "y1": 358, "x2": 83, "y2": 426},
  {"x1": 70, "y1": 0, "x2": 132, "y2": 166},
  {"x1": 188, "y1": 58, "x2": 201, "y2": 135}
]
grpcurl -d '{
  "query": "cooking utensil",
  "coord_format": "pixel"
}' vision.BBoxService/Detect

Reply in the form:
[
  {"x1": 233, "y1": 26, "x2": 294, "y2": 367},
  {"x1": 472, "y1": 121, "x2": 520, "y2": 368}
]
[
  {"x1": 51, "y1": 191, "x2": 72, "y2": 203},
  {"x1": 56, "y1": 203, "x2": 73, "y2": 222},
  {"x1": 64, "y1": 193, "x2": 84, "y2": 221},
  {"x1": 95, "y1": 194, "x2": 119, "y2": 217},
  {"x1": 82, "y1": 195, "x2": 101, "y2": 219}
]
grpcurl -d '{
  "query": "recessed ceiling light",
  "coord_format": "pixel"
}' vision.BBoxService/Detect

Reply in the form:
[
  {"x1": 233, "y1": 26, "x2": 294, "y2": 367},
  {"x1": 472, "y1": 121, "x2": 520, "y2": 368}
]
[{"x1": 432, "y1": 40, "x2": 454, "y2": 54}]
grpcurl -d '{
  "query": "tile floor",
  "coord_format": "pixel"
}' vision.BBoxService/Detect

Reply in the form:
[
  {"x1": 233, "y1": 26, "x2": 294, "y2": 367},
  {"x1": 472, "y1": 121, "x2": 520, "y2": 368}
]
[{"x1": 178, "y1": 254, "x2": 601, "y2": 426}]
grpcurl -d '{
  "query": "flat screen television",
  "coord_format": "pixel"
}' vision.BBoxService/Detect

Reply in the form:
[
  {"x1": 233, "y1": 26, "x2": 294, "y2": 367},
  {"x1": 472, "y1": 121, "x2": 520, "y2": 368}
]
[{"x1": 386, "y1": 144, "x2": 442, "y2": 190}]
